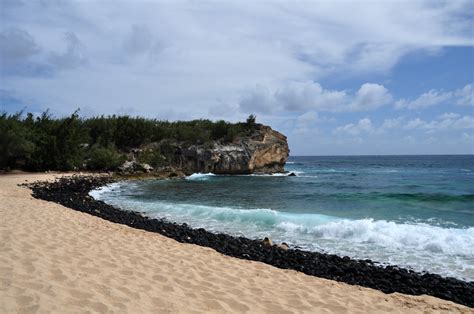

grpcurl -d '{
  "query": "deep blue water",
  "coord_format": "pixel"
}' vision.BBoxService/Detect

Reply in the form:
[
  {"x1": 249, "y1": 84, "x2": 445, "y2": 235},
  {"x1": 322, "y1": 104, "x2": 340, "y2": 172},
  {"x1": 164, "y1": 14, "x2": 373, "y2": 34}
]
[{"x1": 91, "y1": 155, "x2": 474, "y2": 281}]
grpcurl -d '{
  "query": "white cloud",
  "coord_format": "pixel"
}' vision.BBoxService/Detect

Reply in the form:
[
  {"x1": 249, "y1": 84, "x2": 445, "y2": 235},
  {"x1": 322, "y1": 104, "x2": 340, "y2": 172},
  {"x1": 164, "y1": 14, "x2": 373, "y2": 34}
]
[
  {"x1": 1, "y1": 1, "x2": 472, "y2": 117},
  {"x1": 350, "y1": 83, "x2": 392, "y2": 111},
  {"x1": 403, "y1": 115, "x2": 474, "y2": 132},
  {"x1": 404, "y1": 118, "x2": 427, "y2": 130},
  {"x1": 240, "y1": 81, "x2": 391, "y2": 113},
  {"x1": 454, "y1": 84, "x2": 473, "y2": 106},
  {"x1": 239, "y1": 85, "x2": 275, "y2": 114},
  {"x1": 296, "y1": 111, "x2": 320, "y2": 125},
  {"x1": 451, "y1": 116, "x2": 474, "y2": 129},
  {"x1": 381, "y1": 117, "x2": 404, "y2": 129},
  {"x1": 395, "y1": 90, "x2": 452, "y2": 109},
  {"x1": 276, "y1": 81, "x2": 347, "y2": 111},
  {"x1": 438, "y1": 112, "x2": 461, "y2": 120},
  {"x1": 335, "y1": 118, "x2": 373, "y2": 135},
  {"x1": 338, "y1": 113, "x2": 473, "y2": 137},
  {"x1": 395, "y1": 84, "x2": 473, "y2": 110}
]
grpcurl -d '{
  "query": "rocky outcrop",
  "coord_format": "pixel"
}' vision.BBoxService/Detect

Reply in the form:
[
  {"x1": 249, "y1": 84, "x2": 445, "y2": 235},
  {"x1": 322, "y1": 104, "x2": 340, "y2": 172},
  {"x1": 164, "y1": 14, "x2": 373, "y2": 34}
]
[
  {"x1": 119, "y1": 160, "x2": 153, "y2": 173},
  {"x1": 170, "y1": 124, "x2": 289, "y2": 174},
  {"x1": 118, "y1": 124, "x2": 289, "y2": 176}
]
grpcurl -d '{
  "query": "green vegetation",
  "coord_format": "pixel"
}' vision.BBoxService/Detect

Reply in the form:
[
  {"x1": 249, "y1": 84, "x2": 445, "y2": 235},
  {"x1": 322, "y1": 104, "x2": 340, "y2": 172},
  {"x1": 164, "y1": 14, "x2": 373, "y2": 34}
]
[
  {"x1": 0, "y1": 110, "x2": 257, "y2": 171},
  {"x1": 87, "y1": 144, "x2": 125, "y2": 171}
]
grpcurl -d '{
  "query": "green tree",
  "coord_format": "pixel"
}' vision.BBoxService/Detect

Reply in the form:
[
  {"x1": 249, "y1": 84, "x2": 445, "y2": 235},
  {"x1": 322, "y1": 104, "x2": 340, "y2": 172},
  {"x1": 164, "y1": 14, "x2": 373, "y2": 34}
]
[
  {"x1": 246, "y1": 114, "x2": 256, "y2": 128},
  {"x1": 87, "y1": 144, "x2": 124, "y2": 171}
]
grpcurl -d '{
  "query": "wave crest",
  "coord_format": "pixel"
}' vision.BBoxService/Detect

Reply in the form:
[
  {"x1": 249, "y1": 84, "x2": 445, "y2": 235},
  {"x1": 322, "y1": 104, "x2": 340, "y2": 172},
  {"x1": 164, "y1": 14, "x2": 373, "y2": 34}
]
[{"x1": 186, "y1": 173, "x2": 216, "y2": 180}]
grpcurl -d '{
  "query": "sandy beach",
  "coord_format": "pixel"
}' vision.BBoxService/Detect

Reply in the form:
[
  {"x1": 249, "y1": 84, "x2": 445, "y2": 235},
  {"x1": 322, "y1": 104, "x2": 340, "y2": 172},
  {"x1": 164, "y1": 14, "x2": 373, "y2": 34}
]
[{"x1": 0, "y1": 173, "x2": 471, "y2": 313}]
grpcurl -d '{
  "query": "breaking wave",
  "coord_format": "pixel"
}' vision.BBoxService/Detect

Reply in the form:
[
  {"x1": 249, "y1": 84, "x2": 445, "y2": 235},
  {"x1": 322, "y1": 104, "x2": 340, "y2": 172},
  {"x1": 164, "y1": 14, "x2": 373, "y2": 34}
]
[{"x1": 90, "y1": 183, "x2": 474, "y2": 280}]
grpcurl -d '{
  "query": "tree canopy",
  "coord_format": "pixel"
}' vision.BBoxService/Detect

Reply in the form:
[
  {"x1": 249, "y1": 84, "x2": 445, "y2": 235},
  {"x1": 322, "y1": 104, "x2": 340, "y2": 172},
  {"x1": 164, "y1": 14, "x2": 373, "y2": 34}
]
[{"x1": 0, "y1": 110, "x2": 256, "y2": 171}]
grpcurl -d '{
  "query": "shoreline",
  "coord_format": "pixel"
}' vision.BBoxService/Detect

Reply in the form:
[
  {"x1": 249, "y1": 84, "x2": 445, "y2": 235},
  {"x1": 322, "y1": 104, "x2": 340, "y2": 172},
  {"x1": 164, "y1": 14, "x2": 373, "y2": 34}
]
[
  {"x1": 25, "y1": 174, "x2": 474, "y2": 308},
  {"x1": 1, "y1": 172, "x2": 472, "y2": 312}
]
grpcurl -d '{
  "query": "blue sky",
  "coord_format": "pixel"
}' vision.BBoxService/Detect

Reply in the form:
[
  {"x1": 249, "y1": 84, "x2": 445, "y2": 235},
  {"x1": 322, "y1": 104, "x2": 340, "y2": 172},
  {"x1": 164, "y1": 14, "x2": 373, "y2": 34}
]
[{"x1": 1, "y1": 0, "x2": 473, "y2": 155}]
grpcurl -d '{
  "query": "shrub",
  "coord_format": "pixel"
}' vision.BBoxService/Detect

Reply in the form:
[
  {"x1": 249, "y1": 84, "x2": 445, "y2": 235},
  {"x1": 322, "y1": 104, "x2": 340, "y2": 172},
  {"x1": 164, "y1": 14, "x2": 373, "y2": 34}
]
[
  {"x1": 86, "y1": 145, "x2": 125, "y2": 171},
  {"x1": 137, "y1": 149, "x2": 166, "y2": 168},
  {"x1": 0, "y1": 110, "x2": 253, "y2": 171}
]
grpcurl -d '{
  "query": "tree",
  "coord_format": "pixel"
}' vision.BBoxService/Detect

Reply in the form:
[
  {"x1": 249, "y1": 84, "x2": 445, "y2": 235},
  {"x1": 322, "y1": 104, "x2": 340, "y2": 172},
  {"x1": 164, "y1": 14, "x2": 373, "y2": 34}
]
[
  {"x1": 246, "y1": 114, "x2": 256, "y2": 127},
  {"x1": 87, "y1": 144, "x2": 124, "y2": 171},
  {"x1": 0, "y1": 110, "x2": 254, "y2": 171}
]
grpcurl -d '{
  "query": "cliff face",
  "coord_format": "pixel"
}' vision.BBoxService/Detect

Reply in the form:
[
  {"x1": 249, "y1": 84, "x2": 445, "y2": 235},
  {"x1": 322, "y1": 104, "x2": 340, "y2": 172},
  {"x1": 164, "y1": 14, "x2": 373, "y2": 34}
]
[{"x1": 163, "y1": 124, "x2": 289, "y2": 175}]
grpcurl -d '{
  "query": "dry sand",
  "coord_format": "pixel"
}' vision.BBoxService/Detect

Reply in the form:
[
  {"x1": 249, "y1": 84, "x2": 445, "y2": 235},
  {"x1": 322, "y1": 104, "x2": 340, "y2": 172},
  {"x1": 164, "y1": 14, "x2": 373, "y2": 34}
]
[{"x1": 0, "y1": 173, "x2": 472, "y2": 313}]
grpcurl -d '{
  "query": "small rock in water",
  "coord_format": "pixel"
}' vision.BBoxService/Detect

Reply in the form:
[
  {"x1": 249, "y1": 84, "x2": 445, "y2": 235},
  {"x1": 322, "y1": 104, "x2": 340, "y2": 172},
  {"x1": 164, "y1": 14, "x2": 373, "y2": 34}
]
[
  {"x1": 288, "y1": 172, "x2": 297, "y2": 177},
  {"x1": 262, "y1": 237, "x2": 273, "y2": 246},
  {"x1": 277, "y1": 242, "x2": 289, "y2": 251}
]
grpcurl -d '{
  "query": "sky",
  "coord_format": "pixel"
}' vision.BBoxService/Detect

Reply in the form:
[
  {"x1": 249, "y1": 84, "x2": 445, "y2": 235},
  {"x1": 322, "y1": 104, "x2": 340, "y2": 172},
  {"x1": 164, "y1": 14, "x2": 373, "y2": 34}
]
[{"x1": 1, "y1": 0, "x2": 473, "y2": 155}]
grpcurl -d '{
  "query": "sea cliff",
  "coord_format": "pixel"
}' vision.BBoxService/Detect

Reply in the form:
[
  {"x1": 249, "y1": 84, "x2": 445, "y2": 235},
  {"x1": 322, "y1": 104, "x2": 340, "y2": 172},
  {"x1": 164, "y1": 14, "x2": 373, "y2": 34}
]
[{"x1": 122, "y1": 124, "x2": 289, "y2": 176}]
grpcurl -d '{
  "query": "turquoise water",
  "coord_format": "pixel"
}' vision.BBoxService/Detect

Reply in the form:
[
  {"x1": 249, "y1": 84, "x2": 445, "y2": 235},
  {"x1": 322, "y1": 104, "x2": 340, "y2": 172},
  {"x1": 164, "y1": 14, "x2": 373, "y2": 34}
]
[{"x1": 91, "y1": 155, "x2": 474, "y2": 280}]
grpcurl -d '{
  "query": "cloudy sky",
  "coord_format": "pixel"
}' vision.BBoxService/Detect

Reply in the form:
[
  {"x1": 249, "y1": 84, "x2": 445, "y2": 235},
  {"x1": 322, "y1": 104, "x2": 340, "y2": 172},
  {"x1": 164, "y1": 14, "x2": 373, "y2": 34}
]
[{"x1": 1, "y1": 0, "x2": 473, "y2": 155}]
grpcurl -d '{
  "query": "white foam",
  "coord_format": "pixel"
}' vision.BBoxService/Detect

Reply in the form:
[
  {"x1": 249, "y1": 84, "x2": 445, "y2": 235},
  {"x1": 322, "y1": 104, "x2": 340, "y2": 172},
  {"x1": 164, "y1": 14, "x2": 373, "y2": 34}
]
[
  {"x1": 91, "y1": 183, "x2": 474, "y2": 280},
  {"x1": 290, "y1": 171, "x2": 306, "y2": 176},
  {"x1": 88, "y1": 182, "x2": 122, "y2": 199},
  {"x1": 277, "y1": 218, "x2": 474, "y2": 257},
  {"x1": 185, "y1": 173, "x2": 216, "y2": 180},
  {"x1": 269, "y1": 173, "x2": 288, "y2": 176}
]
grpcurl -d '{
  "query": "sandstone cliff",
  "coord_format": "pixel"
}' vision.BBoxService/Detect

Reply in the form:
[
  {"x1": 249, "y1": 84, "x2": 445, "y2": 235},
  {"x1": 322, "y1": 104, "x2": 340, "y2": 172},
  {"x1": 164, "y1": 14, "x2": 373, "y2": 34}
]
[
  {"x1": 123, "y1": 124, "x2": 289, "y2": 176},
  {"x1": 176, "y1": 124, "x2": 289, "y2": 174}
]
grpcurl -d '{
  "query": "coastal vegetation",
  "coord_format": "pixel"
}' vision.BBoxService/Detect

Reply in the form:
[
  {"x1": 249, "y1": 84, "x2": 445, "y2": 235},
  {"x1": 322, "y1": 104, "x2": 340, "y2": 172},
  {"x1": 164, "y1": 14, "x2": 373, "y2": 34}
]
[{"x1": 0, "y1": 110, "x2": 257, "y2": 171}]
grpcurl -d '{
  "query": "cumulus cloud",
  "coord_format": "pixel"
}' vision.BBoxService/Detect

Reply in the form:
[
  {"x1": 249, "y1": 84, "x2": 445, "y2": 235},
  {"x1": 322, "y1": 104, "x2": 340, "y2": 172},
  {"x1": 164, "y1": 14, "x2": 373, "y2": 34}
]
[
  {"x1": 381, "y1": 117, "x2": 405, "y2": 129},
  {"x1": 275, "y1": 81, "x2": 347, "y2": 111},
  {"x1": 404, "y1": 118, "x2": 427, "y2": 130},
  {"x1": 350, "y1": 83, "x2": 392, "y2": 111},
  {"x1": 240, "y1": 81, "x2": 391, "y2": 113},
  {"x1": 1, "y1": 1, "x2": 473, "y2": 117},
  {"x1": 395, "y1": 84, "x2": 473, "y2": 109},
  {"x1": 371, "y1": 112, "x2": 474, "y2": 135},
  {"x1": 334, "y1": 118, "x2": 373, "y2": 135},
  {"x1": 340, "y1": 113, "x2": 473, "y2": 137},
  {"x1": 454, "y1": 84, "x2": 473, "y2": 106},
  {"x1": 296, "y1": 111, "x2": 320, "y2": 125},
  {"x1": 438, "y1": 112, "x2": 461, "y2": 120},
  {"x1": 239, "y1": 85, "x2": 275, "y2": 114},
  {"x1": 286, "y1": 111, "x2": 322, "y2": 136}
]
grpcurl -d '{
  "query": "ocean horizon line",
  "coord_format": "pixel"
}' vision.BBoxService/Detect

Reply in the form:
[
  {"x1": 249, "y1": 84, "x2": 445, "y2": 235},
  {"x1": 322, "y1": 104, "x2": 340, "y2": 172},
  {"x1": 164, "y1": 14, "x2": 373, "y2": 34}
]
[{"x1": 289, "y1": 154, "x2": 474, "y2": 157}]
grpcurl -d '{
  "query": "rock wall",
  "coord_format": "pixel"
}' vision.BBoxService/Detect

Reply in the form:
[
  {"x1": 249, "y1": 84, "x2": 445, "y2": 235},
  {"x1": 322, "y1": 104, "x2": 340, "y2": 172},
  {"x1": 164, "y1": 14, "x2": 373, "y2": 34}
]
[{"x1": 172, "y1": 124, "x2": 289, "y2": 174}]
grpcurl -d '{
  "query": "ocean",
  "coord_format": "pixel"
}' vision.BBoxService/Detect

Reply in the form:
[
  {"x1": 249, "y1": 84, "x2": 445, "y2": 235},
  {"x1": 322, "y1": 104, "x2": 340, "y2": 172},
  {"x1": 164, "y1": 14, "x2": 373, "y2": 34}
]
[{"x1": 90, "y1": 155, "x2": 474, "y2": 281}]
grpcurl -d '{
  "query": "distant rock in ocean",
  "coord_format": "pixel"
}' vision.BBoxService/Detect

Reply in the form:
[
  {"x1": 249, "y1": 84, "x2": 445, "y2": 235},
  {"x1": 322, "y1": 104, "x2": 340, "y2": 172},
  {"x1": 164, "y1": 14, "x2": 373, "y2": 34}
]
[{"x1": 120, "y1": 124, "x2": 289, "y2": 176}]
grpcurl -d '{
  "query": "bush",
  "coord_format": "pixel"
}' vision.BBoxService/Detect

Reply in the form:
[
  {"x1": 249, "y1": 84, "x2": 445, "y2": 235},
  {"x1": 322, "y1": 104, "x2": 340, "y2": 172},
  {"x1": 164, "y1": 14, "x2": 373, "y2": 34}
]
[
  {"x1": 0, "y1": 129, "x2": 35, "y2": 169},
  {"x1": 137, "y1": 149, "x2": 166, "y2": 168},
  {"x1": 0, "y1": 110, "x2": 254, "y2": 171},
  {"x1": 86, "y1": 145, "x2": 124, "y2": 171}
]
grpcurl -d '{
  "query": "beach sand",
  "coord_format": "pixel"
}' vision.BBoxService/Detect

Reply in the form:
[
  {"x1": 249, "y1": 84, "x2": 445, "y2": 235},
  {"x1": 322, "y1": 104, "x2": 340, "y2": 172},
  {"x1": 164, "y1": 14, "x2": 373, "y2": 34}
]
[{"x1": 1, "y1": 173, "x2": 471, "y2": 313}]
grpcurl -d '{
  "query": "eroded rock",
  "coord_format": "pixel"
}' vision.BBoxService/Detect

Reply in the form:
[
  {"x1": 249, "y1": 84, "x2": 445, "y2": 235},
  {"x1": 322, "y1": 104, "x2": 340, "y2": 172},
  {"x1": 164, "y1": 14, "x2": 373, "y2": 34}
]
[{"x1": 169, "y1": 124, "x2": 289, "y2": 174}]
